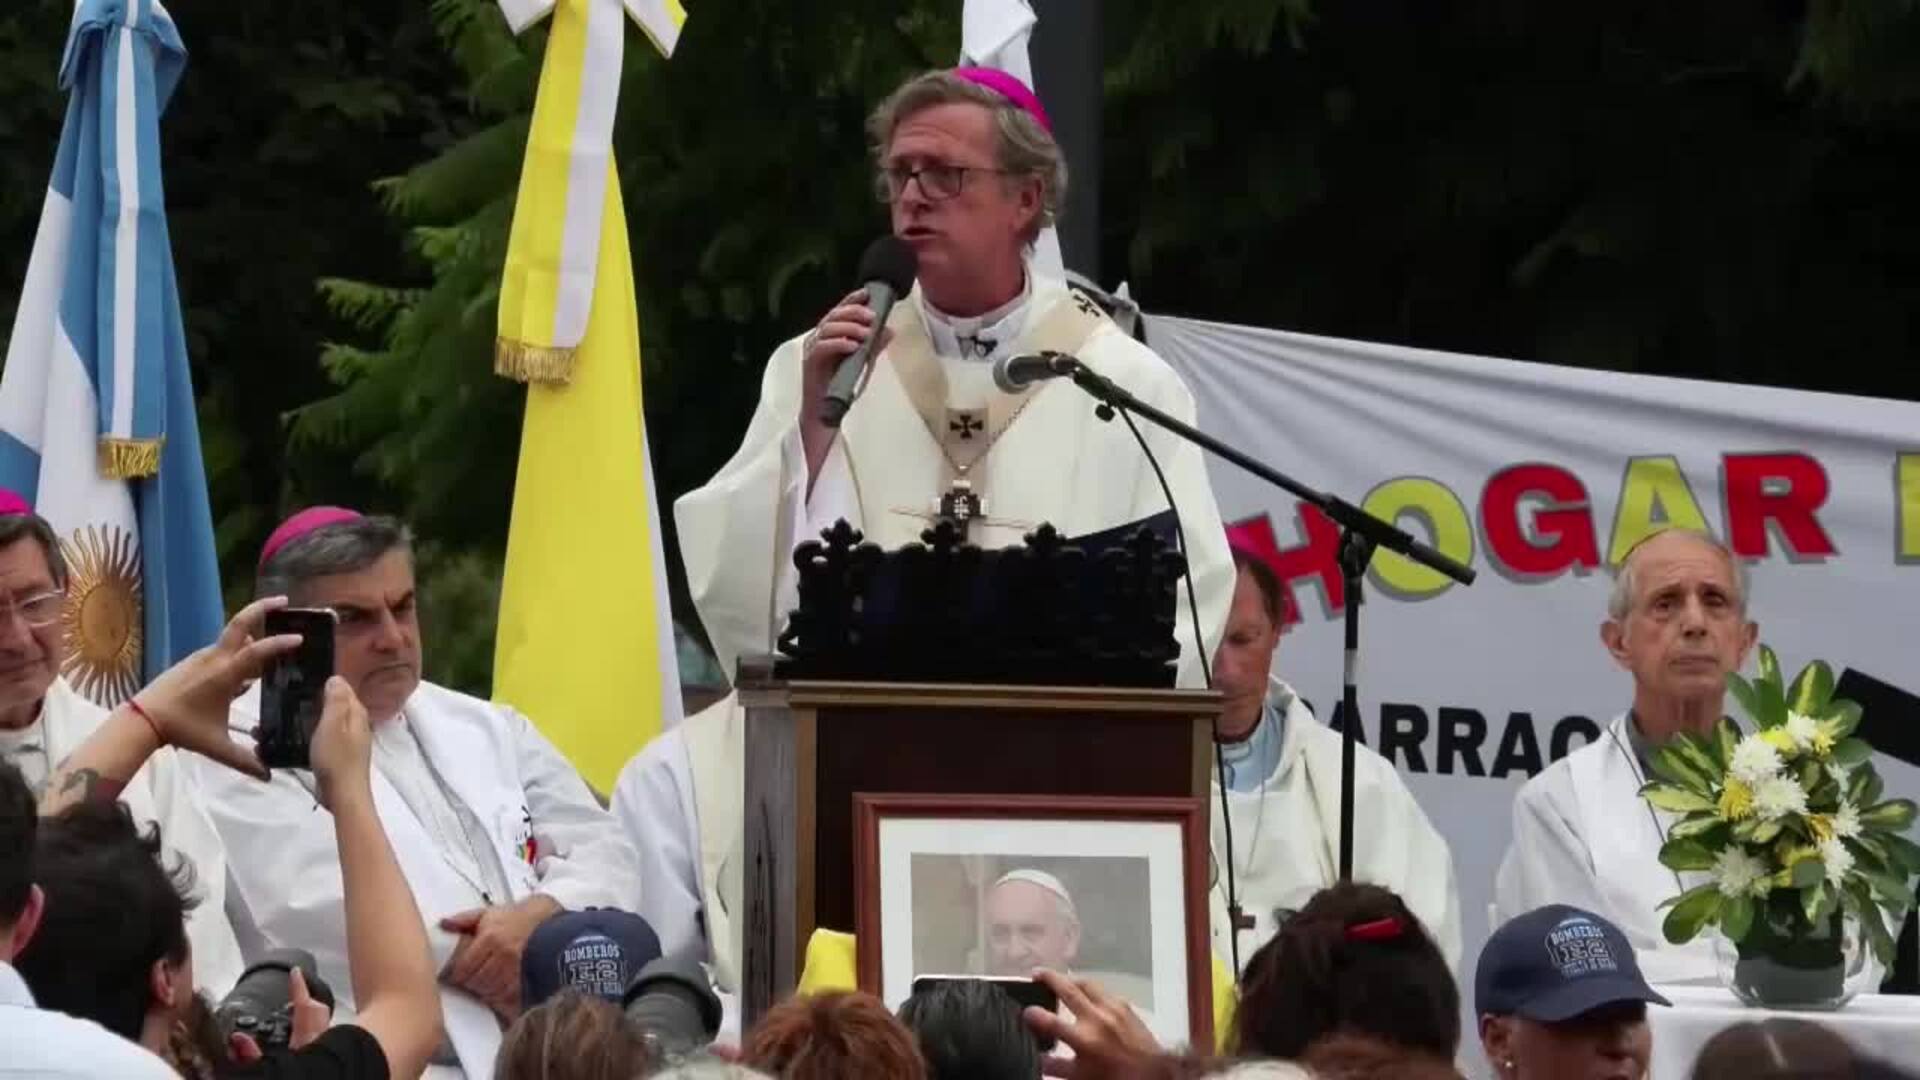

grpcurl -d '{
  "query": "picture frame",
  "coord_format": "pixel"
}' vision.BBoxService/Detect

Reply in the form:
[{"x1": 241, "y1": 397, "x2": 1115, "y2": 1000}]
[{"x1": 853, "y1": 793, "x2": 1212, "y2": 1050}]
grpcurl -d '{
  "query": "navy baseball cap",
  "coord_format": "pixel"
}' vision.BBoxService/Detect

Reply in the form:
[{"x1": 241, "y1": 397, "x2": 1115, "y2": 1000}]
[
  {"x1": 521, "y1": 908, "x2": 662, "y2": 1007},
  {"x1": 1475, "y1": 905, "x2": 1670, "y2": 1022}
]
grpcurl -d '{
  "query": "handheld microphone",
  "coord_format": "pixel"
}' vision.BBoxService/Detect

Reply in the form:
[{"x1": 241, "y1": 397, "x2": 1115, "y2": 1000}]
[
  {"x1": 990, "y1": 350, "x2": 1080, "y2": 394},
  {"x1": 820, "y1": 236, "x2": 918, "y2": 427}
]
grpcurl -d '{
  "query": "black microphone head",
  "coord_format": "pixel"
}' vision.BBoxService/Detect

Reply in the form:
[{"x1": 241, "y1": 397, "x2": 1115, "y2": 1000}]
[{"x1": 859, "y1": 235, "x2": 918, "y2": 295}]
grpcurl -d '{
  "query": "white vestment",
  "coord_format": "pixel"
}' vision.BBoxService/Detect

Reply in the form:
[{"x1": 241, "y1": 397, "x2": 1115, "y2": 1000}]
[
  {"x1": 611, "y1": 693, "x2": 744, "y2": 1039},
  {"x1": 674, "y1": 266, "x2": 1234, "y2": 689},
  {"x1": 1494, "y1": 711, "x2": 1889, "y2": 989},
  {"x1": 196, "y1": 680, "x2": 644, "y2": 1080},
  {"x1": 1208, "y1": 678, "x2": 1463, "y2": 975},
  {"x1": 1494, "y1": 712, "x2": 1714, "y2": 983},
  {"x1": 14, "y1": 677, "x2": 246, "y2": 996}
]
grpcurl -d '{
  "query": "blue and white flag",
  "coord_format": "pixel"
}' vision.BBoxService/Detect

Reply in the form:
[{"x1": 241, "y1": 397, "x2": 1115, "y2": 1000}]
[{"x1": 0, "y1": 0, "x2": 222, "y2": 706}]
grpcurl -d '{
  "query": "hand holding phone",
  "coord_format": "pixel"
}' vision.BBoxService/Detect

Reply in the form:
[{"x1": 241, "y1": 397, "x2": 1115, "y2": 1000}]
[{"x1": 258, "y1": 608, "x2": 337, "y2": 770}]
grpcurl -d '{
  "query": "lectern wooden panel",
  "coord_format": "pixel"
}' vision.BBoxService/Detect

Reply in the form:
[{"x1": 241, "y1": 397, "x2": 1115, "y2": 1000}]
[{"x1": 739, "y1": 675, "x2": 1219, "y2": 1027}]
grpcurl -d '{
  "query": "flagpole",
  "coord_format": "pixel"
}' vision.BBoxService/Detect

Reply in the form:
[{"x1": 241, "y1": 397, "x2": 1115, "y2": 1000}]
[{"x1": 1029, "y1": 0, "x2": 1102, "y2": 275}]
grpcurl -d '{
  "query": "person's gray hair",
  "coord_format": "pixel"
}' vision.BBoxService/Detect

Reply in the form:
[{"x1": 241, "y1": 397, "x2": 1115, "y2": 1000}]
[
  {"x1": 647, "y1": 1057, "x2": 776, "y2": 1080},
  {"x1": 255, "y1": 515, "x2": 413, "y2": 599},
  {"x1": 867, "y1": 70, "x2": 1068, "y2": 245},
  {"x1": 1607, "y1": 526, "x2": 1750, "y2": 620},
  {"x1": 0, "y1": 513, "x2": 69, "y2": 591}
]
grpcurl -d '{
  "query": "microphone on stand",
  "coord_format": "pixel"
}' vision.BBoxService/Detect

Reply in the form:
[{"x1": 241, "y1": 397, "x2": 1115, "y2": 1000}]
[
  {"x1": 820, "y1": 236, "x2": 919, "y2": 427},
  {"x1": 990, "y1": 350, "x2": 1081, "y2": 394}
]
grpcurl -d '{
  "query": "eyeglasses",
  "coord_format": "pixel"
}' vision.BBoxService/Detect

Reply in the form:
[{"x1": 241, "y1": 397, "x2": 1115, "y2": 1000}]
[
  {"x1": 2, "y1": 590, "x2": 64, "y2": 629},
  {"x1": 874, "y1": 161, "x2": 1010, "y2": 203}
]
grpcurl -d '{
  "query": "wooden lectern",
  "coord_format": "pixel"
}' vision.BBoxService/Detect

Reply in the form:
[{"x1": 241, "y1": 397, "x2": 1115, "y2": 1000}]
[
  {"x1": 737, "y1": 669, "x2": 1220, "y2": 1026},
  {"x1": 737, "y1": 514, "x2": 1218, "y2": 1027}
]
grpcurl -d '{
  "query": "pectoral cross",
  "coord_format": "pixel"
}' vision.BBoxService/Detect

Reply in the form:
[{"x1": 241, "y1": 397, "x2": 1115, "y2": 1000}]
[
  {"x1": 890, "y1": 478, "x2": 1034, "y2": 542},
  {"x1": 949, "y1": 411, "x2": 984, "y2": 441}
]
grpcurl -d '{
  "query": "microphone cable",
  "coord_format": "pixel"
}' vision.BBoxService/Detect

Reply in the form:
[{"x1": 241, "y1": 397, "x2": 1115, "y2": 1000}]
[{"x1": 1102, "y1": 399, "x2": 1245, "y2": 978}]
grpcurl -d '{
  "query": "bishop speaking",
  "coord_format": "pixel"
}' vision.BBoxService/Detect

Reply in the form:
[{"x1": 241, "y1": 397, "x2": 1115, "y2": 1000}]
[{"x1": 673, "y1": 66, "x2": 1234, "y2": 688}]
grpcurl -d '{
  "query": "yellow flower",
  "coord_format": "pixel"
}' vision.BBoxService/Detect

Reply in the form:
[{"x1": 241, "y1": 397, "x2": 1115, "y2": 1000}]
[
  {"x1": 1809, "y1": 723, "x2": 1837, "y2": 757},
  {"x1": 1719, "y1": 778, "x2": 1755, "y2": 822},
  {"x1": 1808, "y1": 814, "x2": 1835, "y2": 844},
  {"x1": 1761, "y1": 728, "x2": 1798, "y2": 756}
]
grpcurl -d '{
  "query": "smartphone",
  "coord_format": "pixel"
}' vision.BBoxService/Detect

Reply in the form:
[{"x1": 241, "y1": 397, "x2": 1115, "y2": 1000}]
[
  {"x1": 911, "y1": 975, "x2": 1060, "y2": 1049},
  {"x1": 257, "y1": 608, "x2": 337, "y2": 770}
]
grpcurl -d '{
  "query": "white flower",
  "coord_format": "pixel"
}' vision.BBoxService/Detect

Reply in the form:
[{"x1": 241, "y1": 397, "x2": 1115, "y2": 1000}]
[
  {"x1": 1730, "y1": 734, "x2": 1785, "y2": 786},
  {"x1": 1753, "y1": 774, "x2": 1810, "y2": 821},
  {"x1": 1833, "y1": 802, "x2": 1863, "y2": 840},
  {"x1": 1713, "y1": 847, "x2": 1771, "y2": 898},
  {"x1": 1819, "y1": 836, "x2": 1856, "y2": 888},
  {"x1": 1784, "y1": 711, "x2": 1821, "y2": 750}
]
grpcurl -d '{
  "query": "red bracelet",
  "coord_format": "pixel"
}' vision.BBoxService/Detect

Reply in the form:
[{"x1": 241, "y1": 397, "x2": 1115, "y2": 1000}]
[{"x1": 127, "y1": 698, "x2": 165, "y2": 745}]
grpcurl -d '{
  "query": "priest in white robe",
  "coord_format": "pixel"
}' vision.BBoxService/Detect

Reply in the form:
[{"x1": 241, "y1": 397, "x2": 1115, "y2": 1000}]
[
  {"x1": 1207, "y1": 545, "x2": 1462, "y2": 974},
  {"x1": 673, "y1": 67, "x2": 1233, "y2": 689},
  {"x1": 1495, "y1": 527, "x2": 1759, "y2": 984},
  {"x1": 196, "y1": 508, "x2": 644, "y2": 1079},
  {"x1": 0, "y1": 494, "x2": 244, "y2": 996}
]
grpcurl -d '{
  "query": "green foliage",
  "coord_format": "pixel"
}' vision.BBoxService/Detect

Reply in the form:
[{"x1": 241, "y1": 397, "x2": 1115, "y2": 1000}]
[
  {"x1": 9, "y1": 1, "x2": 1920, "y2": 695},
  {"x1": 1654, "y1": 647, "x2": 1919, "y2": 966}
]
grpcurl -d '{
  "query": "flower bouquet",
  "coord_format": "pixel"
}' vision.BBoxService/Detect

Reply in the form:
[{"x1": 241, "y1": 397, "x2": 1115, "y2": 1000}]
[{"x1": 1641, "y1": 646, "x2": 1919, "y2": 1008}]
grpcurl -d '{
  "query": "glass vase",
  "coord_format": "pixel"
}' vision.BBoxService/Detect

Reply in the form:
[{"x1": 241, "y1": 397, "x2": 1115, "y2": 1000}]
[{"x1": 1713, "y1": 909, "x2": 1865, "y2": 1011}]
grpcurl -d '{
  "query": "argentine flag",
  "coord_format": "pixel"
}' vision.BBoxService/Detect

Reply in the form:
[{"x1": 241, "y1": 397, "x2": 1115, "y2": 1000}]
[{"x1": 0, "y1": 0, "x2": 222, "y2": 706}]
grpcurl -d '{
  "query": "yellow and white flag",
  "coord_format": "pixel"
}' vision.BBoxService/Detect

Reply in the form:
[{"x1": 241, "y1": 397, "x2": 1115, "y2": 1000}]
[{"x1": 491, "y1": 0, "x2": 685, "y2": 792}]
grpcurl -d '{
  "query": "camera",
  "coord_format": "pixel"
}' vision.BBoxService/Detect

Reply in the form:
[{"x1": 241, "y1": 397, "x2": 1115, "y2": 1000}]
[{"x1": 215, "y1": 949, "x2": 335, "y2": 1051}]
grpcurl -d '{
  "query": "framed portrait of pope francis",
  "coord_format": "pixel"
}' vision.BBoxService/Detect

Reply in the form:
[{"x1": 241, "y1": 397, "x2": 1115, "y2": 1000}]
[{"x1": 853, "y1": 793, "x2": 1211, "y2": 1050}]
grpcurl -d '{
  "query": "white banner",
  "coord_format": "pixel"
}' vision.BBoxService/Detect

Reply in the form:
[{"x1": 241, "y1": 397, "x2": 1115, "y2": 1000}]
[{"x1": 1149, "y1": 314, "x2": 1920, "y2": 1058}]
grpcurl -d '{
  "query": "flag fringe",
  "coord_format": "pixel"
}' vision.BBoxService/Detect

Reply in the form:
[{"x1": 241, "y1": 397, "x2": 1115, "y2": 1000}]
[
  {"x1": 495, "y1": 338, "x2": 577, "y2": 384},
  {"x1": 98, "y1": 437, "x2": 164, "y2": 479}
]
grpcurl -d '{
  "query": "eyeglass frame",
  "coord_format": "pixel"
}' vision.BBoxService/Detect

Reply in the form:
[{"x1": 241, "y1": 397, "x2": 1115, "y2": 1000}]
[
  {"x1": 873, "y1": 160, "x2": 1017, "y2": 204},
  {"x1": 0, "y1": 589, "x2": 65, "y2": 629}
]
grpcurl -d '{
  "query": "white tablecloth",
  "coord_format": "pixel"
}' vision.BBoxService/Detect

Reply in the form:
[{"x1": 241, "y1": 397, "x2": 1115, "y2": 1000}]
[{"x1": 1648, "y1": 984, "x2": 1920, "y2": 1077}]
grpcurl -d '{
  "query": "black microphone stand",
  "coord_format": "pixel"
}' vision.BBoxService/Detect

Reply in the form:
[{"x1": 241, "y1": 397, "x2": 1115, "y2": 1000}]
[{"x1": 1037, "y1": 352, "x2": 1477, "y2": 879}]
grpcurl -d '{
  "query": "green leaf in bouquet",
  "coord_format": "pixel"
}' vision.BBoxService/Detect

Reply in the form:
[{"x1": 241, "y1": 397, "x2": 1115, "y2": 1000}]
[
  {"x1": 1798, "y1": 759, "x2": 1824, "y2": 792},
  {"x1": 1670, "y1": 815, "x2": 1727, "y2": 843},
  {"x1": 1727, "y1": 673, "x2": 1761, "y2": 727},
  {"x1": 1755, "y1": 671, "x2": 1788, "y2": 730},
  {"x1": 1660, "y1": 838, "x2": 1719, "y2": 872},
  {"x1": 1719, "y1": 893, "x2": 1755, "y2": 942},
  {"x1": 1863, "y1": 867, "x2": 1912, "y2": 906},
  {"x1": 1862, "y1": 798, "x2": 1918, "y2": 832},
  {"x1": 1848, "y1": 766, "x2": 1885, "y2": 811},
  {"x1": 1758, "y1": 644, "x2": 1783, "y2": 696},
  {"x1": 1715, "y1": 717, "x2": 1741, "y2": 767},
  {"x1": 1750, "y1": 819, "x2": 1784, "y2": 845},
  {"x1": 1789, "y1": 854, "x2": 1825, "y2": 889},
  {"x1": 1642, "y1": 784, "x2": 1717, "y2": 815},
  {"x1": 1847, "y1": 880, "x2": 1898, "y2": 968},
  {"x1": 1878, "y1": 832, "x2": 1920, "y2": 876},
  {"x1": 1662, "y1": 884, "x2": 1723, "y2": 945},
  {"x1": 1820, "y1": 699, "x2": 1862, "y2": 741},
  {"x1": 1650, "y1": 743, "x2": 1715, "y2": 795},
  {"x1": 1808, "y1": 777, "x2": 1842, "y2": 812},
  {"x1": 1803, "y1": 881, "x2": 1837, "y2": 926},
  {"x1": 1830, "y1": 739, "x2": 1873, "y2": 769},
  {"x1": 1788, "y1": 660, "x2": 1836, "y2": 716},
  {"x1": 1848, "y1": 834, "x2": 1890, "y2": 873}
]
